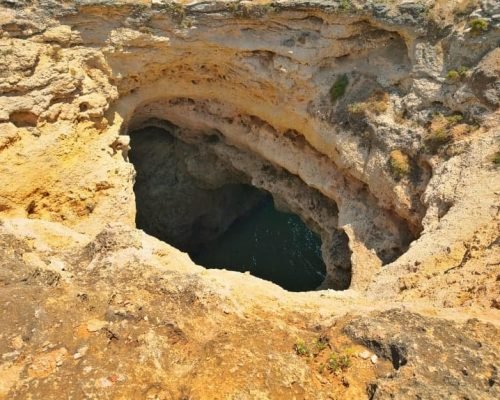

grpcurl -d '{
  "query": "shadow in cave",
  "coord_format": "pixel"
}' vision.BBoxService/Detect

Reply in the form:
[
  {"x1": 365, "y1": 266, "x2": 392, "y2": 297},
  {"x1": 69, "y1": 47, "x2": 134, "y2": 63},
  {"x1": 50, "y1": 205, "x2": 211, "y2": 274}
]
[{"x1": 128, "y1": 126, "x2": 327, "y2": 292}]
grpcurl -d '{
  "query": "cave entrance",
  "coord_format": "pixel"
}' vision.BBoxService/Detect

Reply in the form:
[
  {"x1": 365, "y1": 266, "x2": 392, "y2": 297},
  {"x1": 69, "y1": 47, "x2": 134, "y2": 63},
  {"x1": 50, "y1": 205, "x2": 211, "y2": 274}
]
[{"x1": 129, "y1": 126, "x2": 327, "y2": 292}]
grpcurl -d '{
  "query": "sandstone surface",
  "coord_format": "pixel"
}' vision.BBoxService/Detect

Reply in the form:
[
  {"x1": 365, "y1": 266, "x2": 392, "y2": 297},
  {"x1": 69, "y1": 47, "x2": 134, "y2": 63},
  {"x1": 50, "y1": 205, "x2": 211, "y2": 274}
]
[{"x1": 0, "y1": 0, "x2": 499, "y2": 398}]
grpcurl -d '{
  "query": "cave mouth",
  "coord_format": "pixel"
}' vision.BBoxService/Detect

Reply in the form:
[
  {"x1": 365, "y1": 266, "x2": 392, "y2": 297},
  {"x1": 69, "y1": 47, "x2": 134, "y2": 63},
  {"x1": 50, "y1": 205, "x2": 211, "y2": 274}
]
[
  {"x1": 190, "y1": 196, "x2": 327, "y2": 292},
  {"x1": 129, "y1": 125, "x2": 327, "y2": 292}
]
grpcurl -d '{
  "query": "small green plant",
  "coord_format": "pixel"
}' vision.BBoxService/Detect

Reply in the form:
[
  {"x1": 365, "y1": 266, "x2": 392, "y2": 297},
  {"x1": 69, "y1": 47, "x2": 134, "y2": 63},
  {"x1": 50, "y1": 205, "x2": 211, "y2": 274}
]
[
  {"x1": 389, "y1": 150, "x2": 411, "y2": 179},
  {"x1": 294, "y1": 339, "x2": 310, "y2": 357},
  {"x1": 339, "y1": 0, "x2": 352, "y2": 11},
  {"x1": 312, "y1": 336, "x2": 329, "y2": 355},
  {"x1": 469, "y1": 18, "x2": 488, "y2": 34},
  {"x1": 330, "y1": 74, "x2": 349, "y2": 103},
  {"x1": 446, "y1": 114, "x2": 464, "y2": 125},
  {"x1": 294, "y1": 335, "x2": 329, "y2": 357},
  {"x1": 446, "y1": 66, "x2": 469, "y2": 82},
  {"x1": 446, "y1": 70, "x2": 460, "y2": 81},
  {"x1": 327, "y1": 352, "x2": 352, "y2": 373},
  {"x1": 457, "y1": 66, "x2": 469, "y2": 77}
]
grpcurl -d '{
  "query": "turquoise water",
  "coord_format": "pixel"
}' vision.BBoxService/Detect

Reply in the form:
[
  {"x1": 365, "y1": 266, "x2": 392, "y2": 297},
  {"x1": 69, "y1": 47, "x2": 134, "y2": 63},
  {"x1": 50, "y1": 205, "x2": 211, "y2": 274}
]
[{"x1": 190, "y1": 198, "x2": 326, "y2": 291}]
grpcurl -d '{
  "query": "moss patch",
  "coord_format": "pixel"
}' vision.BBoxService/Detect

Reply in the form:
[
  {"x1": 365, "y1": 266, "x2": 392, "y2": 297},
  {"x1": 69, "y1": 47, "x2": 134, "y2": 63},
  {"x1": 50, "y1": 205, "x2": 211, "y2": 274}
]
[
  {"x1": 330, "y1": 74, "x2": 349, "y2": 103},
  {"x1": 469, "y1": 18, "x2": 489, "y2": 34}
]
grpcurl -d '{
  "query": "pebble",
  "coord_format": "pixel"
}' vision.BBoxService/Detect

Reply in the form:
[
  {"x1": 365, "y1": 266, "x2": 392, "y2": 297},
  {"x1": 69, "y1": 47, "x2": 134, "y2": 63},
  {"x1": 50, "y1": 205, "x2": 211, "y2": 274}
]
[
  {"x1": 2, "y1": 350, "x2": 20, "y2": 361},
  {"x1": 359, "y1": 350, "x2": 371, "y2": 359},
  {"x1": 87, "y1": 319, "x2": 108, "y2": 332},
  {"x1": 73, "y1": 345, "x2": 89, "y2": 360},
  {"x1": 10, "y1": 335, "x2": 24, "y2": 350},
  {"x1": 98, "y1": 377, "x2": 113, "y2": 388},
  {"x1": 371, "y1": 355, "x2": 378, "y2": 364}
]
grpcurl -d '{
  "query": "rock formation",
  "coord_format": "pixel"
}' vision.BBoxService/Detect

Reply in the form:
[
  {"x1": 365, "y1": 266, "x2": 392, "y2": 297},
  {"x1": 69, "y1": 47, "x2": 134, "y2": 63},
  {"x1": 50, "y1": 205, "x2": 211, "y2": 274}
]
[{"x1": 0, "y1": 0, "x2": 499, "y2": 398}]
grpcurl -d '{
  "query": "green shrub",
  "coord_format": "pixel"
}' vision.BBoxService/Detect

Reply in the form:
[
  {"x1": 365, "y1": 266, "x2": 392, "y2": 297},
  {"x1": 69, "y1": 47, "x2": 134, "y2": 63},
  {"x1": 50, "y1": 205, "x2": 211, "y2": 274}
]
[
  {"x1": 327, "y1": 352, "x2": 351, "y2": 373},
  {"x1": 447, "y1": 67, "x2": 469, "y2": 81},
  {"x1": 446, "y1": 70, "x2": 460, "y2": 81},
  {"x1": 457, "y1": 66, "x2": 469, "y2": 77},
  {"x1": 294, "y1": 336, "x2": 330, "y2": 357},
  {"x1": 294, "y1": 339, "x2": 310, "y2": 356},
  {"x1": 312, "y1": 336, "x2": 329, "y2": 355},
  {"x1": 469, "y1": 18, "x2": 488, "y2": 34},
  {"x1": 330, "y1": 74, "x2": 349, "y2": 103}
]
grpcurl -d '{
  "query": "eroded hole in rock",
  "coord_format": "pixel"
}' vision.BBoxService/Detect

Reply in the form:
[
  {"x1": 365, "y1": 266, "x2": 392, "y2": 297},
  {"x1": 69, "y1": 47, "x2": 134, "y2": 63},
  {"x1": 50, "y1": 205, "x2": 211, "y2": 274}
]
[{"x1": 129, "y1": 126, "x2": 328, "y2": 291}]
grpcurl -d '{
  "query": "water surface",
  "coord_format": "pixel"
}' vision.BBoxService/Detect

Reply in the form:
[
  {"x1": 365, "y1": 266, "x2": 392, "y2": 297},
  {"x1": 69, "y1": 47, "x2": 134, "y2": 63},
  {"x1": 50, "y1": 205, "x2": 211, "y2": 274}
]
[{"x1": 190, "y1": 198, "x2": 326, "y2": 291}]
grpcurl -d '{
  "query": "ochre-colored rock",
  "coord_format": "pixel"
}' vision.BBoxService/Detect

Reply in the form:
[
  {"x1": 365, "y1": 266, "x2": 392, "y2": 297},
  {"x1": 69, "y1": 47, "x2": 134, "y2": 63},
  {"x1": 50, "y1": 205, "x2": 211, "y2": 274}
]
[{"x1": 0, "y1": 1, "x2": 499, "y2": 398}]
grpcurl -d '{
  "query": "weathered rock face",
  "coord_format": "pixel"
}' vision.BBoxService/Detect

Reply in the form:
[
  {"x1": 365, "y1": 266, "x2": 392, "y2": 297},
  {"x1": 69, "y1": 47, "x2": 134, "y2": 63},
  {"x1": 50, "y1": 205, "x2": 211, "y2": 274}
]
[
  {"x1": 0, "y1": 0, "x2": 499, "y2": 398},
  {"x1": 344, "y1": 309, "x2": 500, "y2": 399},
  {"x1": 129, "y1": 126, "x2": 267, "y2": 254},
  {"x1": 0, "y1": 219, "x2": 498, "y2": 399}
]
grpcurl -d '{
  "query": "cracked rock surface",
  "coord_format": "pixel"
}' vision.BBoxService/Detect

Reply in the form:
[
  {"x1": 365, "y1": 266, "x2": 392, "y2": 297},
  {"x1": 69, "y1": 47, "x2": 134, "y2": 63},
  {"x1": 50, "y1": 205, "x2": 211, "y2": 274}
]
[{"x1": 0, "y1": 1, "x2": 499, "y2": 398}]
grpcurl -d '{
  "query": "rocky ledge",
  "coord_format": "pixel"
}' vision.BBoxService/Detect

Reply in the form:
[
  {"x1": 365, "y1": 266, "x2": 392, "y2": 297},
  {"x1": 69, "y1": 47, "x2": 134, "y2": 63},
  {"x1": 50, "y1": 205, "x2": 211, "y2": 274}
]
[{"x1": 0, "y1": 0, "x2": 499, "y2": 398}]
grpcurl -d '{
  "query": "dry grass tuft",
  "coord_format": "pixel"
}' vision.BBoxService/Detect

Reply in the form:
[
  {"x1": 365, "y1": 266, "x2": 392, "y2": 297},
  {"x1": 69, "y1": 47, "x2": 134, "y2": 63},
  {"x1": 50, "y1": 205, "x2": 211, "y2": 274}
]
[
  {"x1": 389, "y1": 150, "x2": 411, "y2": 179},
  {"x1": 347, "y1": 91, "x2": 390, "y2": 116},
  {"x1": 425, "y1": 113, "x2": 474, "y2": 153}
]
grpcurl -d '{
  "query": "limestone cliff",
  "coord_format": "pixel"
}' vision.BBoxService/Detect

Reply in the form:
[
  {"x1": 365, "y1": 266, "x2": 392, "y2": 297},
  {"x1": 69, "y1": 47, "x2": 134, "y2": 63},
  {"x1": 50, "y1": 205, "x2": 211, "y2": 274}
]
[{"x1": 0, "y1": 0, "x2": 499, "y2": 398}]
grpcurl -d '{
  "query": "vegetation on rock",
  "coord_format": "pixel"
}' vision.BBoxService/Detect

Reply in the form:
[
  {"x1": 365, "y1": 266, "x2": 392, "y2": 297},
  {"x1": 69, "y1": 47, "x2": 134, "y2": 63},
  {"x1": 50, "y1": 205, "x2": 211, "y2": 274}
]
[
  {"x1": 294, "y1": 339, "x2": 311, "y2": 356},
  {"x1": 348, "y1": 91, "x2": 390, "y2": 116},
  {"x1": 447, "y1": 66, "x2": 469, "y2": 82},
  {"x1": 330, "y1": 74, "x2": 349, "y2": 103},
  {"x1": 389, "y1": 150, "x2": 411, "y2": 179},
  {"x1": 469, "y1": 18, "x2": 489, "y2": 34},
  {"x1": 424, "y1": 113, "x2": 473, "y2": 154},
  {"x1": 326, "y1": 352, "x2": 352, "y2": 373}
]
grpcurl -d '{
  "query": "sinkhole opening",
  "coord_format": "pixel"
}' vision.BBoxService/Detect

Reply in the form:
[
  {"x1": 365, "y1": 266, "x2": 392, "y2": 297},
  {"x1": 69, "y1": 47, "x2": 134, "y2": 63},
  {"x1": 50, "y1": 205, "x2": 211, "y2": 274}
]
[{"x1": 129, "y1": 126, "x2": 327, "y2": 291}]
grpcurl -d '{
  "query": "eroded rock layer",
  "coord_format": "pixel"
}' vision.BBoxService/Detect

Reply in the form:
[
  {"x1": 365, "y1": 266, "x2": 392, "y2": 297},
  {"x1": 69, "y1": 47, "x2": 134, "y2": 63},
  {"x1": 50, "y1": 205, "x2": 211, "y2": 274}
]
[{"x1": 0, "y1": 0, "x2": 499, "y2": 398}]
